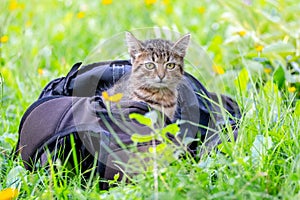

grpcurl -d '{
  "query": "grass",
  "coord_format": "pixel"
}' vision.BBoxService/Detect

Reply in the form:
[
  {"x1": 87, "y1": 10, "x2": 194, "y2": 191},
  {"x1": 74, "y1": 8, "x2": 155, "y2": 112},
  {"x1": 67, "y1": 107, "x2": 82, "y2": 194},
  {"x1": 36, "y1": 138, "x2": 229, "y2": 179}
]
[{"x1": 1, "y1": 0, "x2": 300, "y2": 199}]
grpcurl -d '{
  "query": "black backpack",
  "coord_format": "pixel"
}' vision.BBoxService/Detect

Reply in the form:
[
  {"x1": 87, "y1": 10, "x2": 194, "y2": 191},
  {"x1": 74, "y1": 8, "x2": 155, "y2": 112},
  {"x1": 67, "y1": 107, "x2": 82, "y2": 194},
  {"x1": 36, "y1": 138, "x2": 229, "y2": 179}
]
[{"x1": 15, "y1": 59, "x2": 241, "y2": 189}]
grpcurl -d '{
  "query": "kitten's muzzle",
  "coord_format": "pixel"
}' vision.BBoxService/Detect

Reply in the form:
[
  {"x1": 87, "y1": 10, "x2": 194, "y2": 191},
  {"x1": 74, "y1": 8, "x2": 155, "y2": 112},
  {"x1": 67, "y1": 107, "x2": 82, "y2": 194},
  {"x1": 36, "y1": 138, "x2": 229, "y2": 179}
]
[
  {"x1": 153, "y1": 81, "x2": 168, "y2": 88},
  {"x1": 155, "y1": 76, "x2": 166, "y2": 84}
]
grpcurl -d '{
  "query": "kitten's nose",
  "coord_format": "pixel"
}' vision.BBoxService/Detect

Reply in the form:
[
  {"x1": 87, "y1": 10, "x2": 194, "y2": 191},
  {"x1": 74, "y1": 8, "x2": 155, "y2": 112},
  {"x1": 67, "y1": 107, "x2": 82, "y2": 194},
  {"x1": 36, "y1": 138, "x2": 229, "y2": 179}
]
[{"x1": 158, "y1": 73, "x2": 165, "y2": 81}]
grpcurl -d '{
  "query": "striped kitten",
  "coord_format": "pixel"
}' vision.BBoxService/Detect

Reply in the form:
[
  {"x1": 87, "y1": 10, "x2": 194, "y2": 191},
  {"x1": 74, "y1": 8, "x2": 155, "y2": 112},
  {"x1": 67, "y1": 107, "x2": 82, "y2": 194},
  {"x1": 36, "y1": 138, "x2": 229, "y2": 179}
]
[{"x1": 112, "y1": 32, "x2": 190, "y2": 120}]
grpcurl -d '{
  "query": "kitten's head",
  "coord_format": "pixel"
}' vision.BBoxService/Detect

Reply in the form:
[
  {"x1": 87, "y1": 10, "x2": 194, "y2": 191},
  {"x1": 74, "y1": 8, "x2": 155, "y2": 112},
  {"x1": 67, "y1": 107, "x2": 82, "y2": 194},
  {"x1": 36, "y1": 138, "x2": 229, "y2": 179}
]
[{"x1": 125, "y1": 32, "x2": 190, "y2": 89}]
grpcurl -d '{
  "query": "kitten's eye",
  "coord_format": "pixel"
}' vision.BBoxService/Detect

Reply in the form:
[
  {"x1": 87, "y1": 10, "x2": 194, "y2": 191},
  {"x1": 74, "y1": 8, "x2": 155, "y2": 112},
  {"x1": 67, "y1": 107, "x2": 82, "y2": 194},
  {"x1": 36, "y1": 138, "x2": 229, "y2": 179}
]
[
  {"x1": 145, "y1": 62, "x2": 156, "y2": 70},
  {"x1": 166, "y1": 63, "x2": 176, "y2": 70}
]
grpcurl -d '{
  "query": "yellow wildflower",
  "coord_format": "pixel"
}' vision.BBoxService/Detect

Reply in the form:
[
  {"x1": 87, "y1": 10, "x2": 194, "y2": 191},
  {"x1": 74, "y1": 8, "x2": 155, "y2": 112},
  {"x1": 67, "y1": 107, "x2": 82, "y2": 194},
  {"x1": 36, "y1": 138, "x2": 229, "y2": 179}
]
[
  {"x1": 145, "y1": 0, "x2": 156, "y2": 6},
  {"x1": 0, "y1": 188, "x2": 19, "y2": 200},
  {"x1": 212, "y1": 65, "x2": 225, "y2": 75},
  {"x1": 197, "y1": 6, "x2": 206, "y2": 14},
  {"x1": 102, "y1": 0, "x2": 112, "y2": 5},
  {"x1": 255, "y1": 44, "x2": 264, "y2": 52},
  {"x1": 9, "y1": 0, "x2": 24, "y2": 11},
  {"x1": 264, "y1": 68, "x2": 272, "y2": 74},
  {"x1": 237, "y1": 30, "x2": 246, "y2": 37},
  {"x1": 0, "y1": 35, "x2": 9, "y2": 43},
  {"x1": 9, "y1": 0, "x2": 18, "y2": 11},
  {"x1": 102, "y1": 91, "x2": 123, "y2": 103},
  {"x1": 38, "y1": 68, "x2": 44, "y2": 75},
  {"x1": 288, "y1": 86, "x2": 296, "y2": 93},
  {"x1": 77, "y1": 11, "x2": 85, "y2": 19}
]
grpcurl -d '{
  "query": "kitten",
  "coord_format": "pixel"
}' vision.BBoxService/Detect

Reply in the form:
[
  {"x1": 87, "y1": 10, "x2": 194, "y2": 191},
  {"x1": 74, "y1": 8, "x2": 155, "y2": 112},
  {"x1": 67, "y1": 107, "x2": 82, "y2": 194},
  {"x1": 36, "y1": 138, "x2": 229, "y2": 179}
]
[{"x1": 110, "y1": 32, "x2": 190, "y2": 120}]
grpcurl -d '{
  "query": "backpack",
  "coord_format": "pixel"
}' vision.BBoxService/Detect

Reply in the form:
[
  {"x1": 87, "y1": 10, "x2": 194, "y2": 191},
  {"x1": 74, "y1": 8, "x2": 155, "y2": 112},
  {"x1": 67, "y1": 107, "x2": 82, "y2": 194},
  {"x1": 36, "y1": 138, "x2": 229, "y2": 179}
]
[{"x1": 15, "y1": 59, "x2": 241, "y2": 189}]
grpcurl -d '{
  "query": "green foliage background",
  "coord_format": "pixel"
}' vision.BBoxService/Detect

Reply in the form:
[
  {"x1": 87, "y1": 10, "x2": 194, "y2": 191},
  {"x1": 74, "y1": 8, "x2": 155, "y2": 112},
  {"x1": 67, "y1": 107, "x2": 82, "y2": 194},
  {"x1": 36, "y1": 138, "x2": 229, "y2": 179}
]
[{"x1": 0, "y1": 0, "x2": 300, "y2": 199}]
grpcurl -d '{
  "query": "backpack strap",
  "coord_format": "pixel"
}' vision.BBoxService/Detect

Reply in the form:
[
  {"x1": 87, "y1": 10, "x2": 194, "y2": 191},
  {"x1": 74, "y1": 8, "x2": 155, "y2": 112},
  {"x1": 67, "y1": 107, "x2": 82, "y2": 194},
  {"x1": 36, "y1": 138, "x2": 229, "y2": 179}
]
[
  {"x1": 38, "y1": 62, "x2": 82, "y2": 98},
  {"x1": 38, "y1": 60, "x2": 132, "y2": 99}
]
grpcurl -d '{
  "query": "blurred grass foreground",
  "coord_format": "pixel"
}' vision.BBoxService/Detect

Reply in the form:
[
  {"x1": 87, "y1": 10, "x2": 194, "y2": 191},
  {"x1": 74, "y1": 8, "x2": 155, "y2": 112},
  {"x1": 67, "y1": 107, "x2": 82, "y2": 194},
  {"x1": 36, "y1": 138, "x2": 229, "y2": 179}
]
[{"x1": 1, "y1": 0, "x2": 300, "y2": 199}]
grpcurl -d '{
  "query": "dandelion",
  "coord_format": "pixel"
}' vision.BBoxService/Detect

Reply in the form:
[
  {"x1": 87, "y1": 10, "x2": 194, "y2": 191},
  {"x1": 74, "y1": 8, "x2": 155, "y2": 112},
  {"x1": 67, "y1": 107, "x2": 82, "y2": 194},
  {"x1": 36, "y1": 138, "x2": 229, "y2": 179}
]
[
  {"x1": 38, "y1": 68, "x2": 44, "y2": 75},
  {"x1": 197, "y1": 6, "x2": 206, "y2": 14},
  {"x1": 255, "y1": 44, "x2": 264, "y2": 52},
  {"x1": 9, "y1": 0, "x2": 18, "y2": 11},
  {"x1": 264, "y1": 68, "x2": 272, "y2": 74},
  {"x1": 288, "y1": 86, "x2": 296, "y2": 93},
  {"x1": 0, "y1": 188, "x2": 19, "y2": 200},
  {"x1": 237, "y1": 30, "x2": 246, "y2": 37},
  {"x1": 212, "y1": 65, "x2": 225, "y2": 75},
  {"x1": 102, "y1": 91, "x2": 123, "y2": 103},
  {"x1": 0, "y1": 35, "x2": 9, "y2": 43},
  {"x1": 77, "y1": 11, "x2": 85, "y2": 19},
  {"x1": 102, "y1": 0, "x2": 112, "y2": 5},
  {"x1": 9, "y1": 0, "x2": 24, "y2": 11},
  {"x1": 145, "y1": 0, "x2": 156, "y2": 6}
]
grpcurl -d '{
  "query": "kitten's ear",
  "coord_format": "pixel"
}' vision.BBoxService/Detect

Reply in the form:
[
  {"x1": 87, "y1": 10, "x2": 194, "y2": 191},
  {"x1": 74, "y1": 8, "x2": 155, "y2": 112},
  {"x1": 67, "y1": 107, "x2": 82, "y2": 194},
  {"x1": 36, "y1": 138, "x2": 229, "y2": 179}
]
[
  {"x1": 125, "y1": 32, "x2": 144, "y2": 58},
  {"x1": 172, "y1": 34, "x2": 191, "y2": 57}
]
